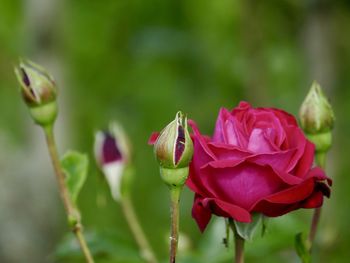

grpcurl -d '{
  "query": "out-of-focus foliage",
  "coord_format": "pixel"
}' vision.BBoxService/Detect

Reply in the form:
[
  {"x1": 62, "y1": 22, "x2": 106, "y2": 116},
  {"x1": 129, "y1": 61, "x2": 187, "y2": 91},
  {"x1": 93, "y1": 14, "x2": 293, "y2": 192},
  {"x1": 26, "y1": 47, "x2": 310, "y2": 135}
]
[
  {"x1": 61, "y1": 150, "x2": 89, "y2": 205},
  {"x1": 0, "y1": 0, "x2": 348, "y2": 262}
]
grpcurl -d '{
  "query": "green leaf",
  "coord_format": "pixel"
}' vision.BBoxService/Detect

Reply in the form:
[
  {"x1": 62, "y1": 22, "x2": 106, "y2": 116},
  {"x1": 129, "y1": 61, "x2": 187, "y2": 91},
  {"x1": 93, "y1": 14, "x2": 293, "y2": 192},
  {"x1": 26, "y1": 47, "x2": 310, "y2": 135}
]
[
  {"x1": 61, "y1": 150, "x2": 89, "y2": 204},
  {"x1": 234, "y1": 213, "x2": 262, "y2": 241},
  {"x1": 295, "y1": 232, "x2": 311, "y2": 263}
]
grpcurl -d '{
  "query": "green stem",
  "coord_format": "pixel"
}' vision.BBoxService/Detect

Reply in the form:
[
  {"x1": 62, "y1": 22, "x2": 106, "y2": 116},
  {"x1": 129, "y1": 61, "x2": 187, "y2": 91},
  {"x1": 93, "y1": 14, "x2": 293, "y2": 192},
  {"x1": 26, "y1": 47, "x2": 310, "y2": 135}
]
[
  {"x1": 44, "y1": 125, "x2": 94, "y2": 263},
  {"x1": 120, "y1": 196, "x2": 158, "y2": 263},
  {"x1": 169, "y1": 187, "x2": 182, "y2": 263},
  {"x1": 234, "y1": 227, "x2": 245, "y2": 263},
  {"x1": 308, "y1": 151, "x2": 327, "y2": 249},
  {"x1": 315, "y1": 152, "x2": 326, "y2": 169}
]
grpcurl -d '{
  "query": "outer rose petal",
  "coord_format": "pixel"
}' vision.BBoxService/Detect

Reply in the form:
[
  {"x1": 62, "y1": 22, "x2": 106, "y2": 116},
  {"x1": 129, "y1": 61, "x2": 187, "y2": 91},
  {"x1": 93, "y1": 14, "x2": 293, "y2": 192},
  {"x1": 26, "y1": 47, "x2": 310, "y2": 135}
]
[
  {"x1": 187, "y1": 120, "x2": 217, "y2": 197},
  {"x1": 200, "y1": 161, "x2": 292, "y2": 210},
  {"x1": 291, "y1": 136, "x2": 315, "y2": 178},
  {"x1": 301, "y1": 191, "x2": 324, "y2": 208},
  {"x1": 192, "y1": 194, "x2": 212, "y2": 232},
  {"x1": 148, "y1": 132, "x2": 160, "y2": 145},
  {"x1": 252, "y1": 167, "x2": 330, "y2": 216},
  {"x1": 192, "y1": 194, "x2": 251, "y2": 232},
  {"x1": 253, "y1": 178, "x2": 315, "y2": 207},
  {"x1": 188, "y1": 119, "x2": 216, "y2": 160}
]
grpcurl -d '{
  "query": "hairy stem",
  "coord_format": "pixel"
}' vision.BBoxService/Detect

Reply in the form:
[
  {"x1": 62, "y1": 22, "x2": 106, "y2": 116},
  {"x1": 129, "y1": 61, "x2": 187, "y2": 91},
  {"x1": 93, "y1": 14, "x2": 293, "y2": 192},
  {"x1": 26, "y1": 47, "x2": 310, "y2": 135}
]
[
  {"x1": 233, "y1": 226, "x2": 245, "y2": 263},
  {"x1": 44, "y1": 126, "x2": 94, "y2": 263},
  {"x1": 169, "y1": 187, "x2": 181, "y2": 263},
  {"x1": 308, "y1": 152, "x2": 327, "y2": 249},
  {"x1": 308, "y1": 207, "x2": 322, "y2": 247},
  {"x1": 121, "y1": 196, "x2": 158, "y2": 263}
]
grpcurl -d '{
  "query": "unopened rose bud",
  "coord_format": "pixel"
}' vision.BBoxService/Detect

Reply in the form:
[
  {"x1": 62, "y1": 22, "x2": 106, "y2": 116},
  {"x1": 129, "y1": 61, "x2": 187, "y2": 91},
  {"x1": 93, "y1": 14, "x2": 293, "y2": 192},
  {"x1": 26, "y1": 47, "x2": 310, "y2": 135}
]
[
  {"x1": 155, "y1": 111, "x2": 193, "y2": 169},
  {"x1": 94, "y1": 122, "x2": 131, "y2": 201},
  {"x1": 300, "y1": 81, "x2": 334, "y2": 134},
  {"x1": 154, "y1": 111, "x2": 193, "y2": 187},
  {"x1": 14, "y1": 59, "x2": 58, "y2": 127},
  {"x1": 299, "y1": 81, "x2": 335, "y2": 153}
]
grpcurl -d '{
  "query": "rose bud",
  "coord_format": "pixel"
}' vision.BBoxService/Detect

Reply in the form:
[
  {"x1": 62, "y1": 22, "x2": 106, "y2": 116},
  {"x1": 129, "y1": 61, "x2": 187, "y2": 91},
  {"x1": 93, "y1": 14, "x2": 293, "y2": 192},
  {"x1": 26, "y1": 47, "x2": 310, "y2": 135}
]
[
  {"x1": 14, "y1": 59, "x2": 58, "y2": 127},
  {"x1": 94, "y1": 122, "x2": 131, "y2": 201},
  {"x1": 154, "y1": 111, "x2": 193, "y2": 169},
  {"x1": 187, "y1": 102, "x2": 331, "y2": 232},
  {"x1": 299, "y1": 81, "x2": 335, "y2": 153},
  {"x1": 152, "y1": 111, "x2": 193, "y2": 187}
]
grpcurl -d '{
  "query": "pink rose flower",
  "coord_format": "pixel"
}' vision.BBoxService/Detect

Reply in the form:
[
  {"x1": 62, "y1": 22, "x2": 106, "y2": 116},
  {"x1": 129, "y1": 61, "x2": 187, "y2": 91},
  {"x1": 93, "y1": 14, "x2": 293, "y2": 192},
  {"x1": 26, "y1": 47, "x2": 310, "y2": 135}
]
[{"x1": 187, "y1": 102, "x2": 331, "y2": 231}]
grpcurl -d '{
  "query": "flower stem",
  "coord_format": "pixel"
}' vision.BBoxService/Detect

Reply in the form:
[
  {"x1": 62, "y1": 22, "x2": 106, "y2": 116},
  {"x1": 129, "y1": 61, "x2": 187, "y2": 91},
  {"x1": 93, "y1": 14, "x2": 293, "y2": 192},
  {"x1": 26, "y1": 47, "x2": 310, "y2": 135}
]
[
  {"x1": 169, "y1": 187, "x2": 182, "y2": 263},
  {"x1": 308, "y1": 152, "x2": 327, "y2": 249},
  {"x1": 44, "y1": 125, "x2": 94, "y2": 263},
  {"x1": 308, "y1": 207, "x2": 322, "y2": 247},
  {"x1": 233, "y1": 225, "x2": 245, "y2": 263},
  {"x1": 120, "y1": 196, "x2": 158, "y2": 263}
]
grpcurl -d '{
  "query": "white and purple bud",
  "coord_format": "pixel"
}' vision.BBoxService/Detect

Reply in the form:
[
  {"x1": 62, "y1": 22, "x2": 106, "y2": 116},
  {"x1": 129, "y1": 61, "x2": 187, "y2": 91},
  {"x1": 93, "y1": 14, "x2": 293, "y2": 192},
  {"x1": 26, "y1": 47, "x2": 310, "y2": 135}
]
[
  {"x1": 94, "y1": 122, "x2": 131, "y2": 201},
  {"x1": 14, "y1": 59, "x2": 58, "y2": 127},
  {"x1": 153, "y1": 111, "x2": 193, "y2": 187}
]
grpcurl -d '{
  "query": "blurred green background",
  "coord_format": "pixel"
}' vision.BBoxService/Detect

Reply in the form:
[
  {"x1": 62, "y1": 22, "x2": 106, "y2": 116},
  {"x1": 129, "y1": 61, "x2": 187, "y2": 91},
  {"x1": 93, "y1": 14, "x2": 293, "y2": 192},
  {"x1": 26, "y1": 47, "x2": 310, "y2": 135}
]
[{"x1": 0, "y1": 0, "x2": 348, "y2": 262}]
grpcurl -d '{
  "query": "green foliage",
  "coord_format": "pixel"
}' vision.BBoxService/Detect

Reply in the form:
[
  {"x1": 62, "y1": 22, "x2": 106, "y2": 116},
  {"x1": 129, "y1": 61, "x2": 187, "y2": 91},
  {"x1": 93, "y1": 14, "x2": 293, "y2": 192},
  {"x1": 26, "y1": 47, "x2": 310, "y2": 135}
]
[
  {"x1": 295, "y1": 232, "x2": 311, "y2": 263},
  {"x1": 61, "y1": 151, "x2": 89, "y2": 205}
]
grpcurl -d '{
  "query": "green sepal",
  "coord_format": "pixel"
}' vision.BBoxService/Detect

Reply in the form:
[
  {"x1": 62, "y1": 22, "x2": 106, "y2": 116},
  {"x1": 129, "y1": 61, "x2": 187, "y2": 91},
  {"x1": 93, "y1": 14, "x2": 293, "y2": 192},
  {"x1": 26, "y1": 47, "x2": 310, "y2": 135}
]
[
  {"x1": 261, "y1": 216, "x2": 269, "y2": 237},
  {"x1": 223, "y1": 218, "x2": 230, "y2": 248},
  {"x1": 29, "y1": 101, "x2": 57, "y2": 127},
  {"x1": 61, "y1": 150, "x2": 89, "y2": 205},
  {"x1": 234, "y1": 213, "x2": 262, "y2": 241},
  {"x1": 160, "y1": 166, "x2": 189, "y2": 188}
]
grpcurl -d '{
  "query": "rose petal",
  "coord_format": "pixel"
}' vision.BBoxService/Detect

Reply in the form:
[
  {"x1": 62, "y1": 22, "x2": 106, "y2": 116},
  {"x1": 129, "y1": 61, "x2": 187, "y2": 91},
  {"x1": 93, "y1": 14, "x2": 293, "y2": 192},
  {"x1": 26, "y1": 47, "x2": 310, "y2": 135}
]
[
  {"x1": 252, "y1": 111, "x2": 286, "y2": 147},
  {"x1": 192, "y1": 195, "x2": 251, "y2": 232},
  {"x1": 315, "y1": 182, "x2": 331, "y2": 198},
  {"x1": 291, "y1": 135, "x2": 315, "y2": 178},
  {"x1": 212, "y1": 108, "x2": 231, "y2": 144},
  {"x1": 148, "y1": 132, "x2": 160, "y2": 145},
  {"x1": 225, "y1": 119, "x2": 248, "y2": 148},
  {"x1": 192, "y1": 194, "x2": 212, "y2": 232},
  {"x1": 305, "y1": 167, "x2": 330, "y2": 183},
  {"x1": 248, "y1": 128, "x2": 279, "y2": 153},
  {"x1": 187, "y1": 126, "x2": 217, "y2": 198},
  {"x1": 248, "y1": 149, "x2": 298, "y2": 172},
  {"x1": 204, "y1": 158, "x2": 301, "y2": 185},
  {"x1": 301, "y1": 191, "x2": 324, "y2": 208},
  {"x1": 254, "y1": 202, "x2": 299, "y2": 217},
  {"x1": 264, "y1": 107, "x2": 298, "y2": 127},
  {"x1": 208, "y1": 142, "x2": 252, "y2": 161},
  {"x1": 254, "y1": 178, "x2": 315, "y2": 205},
  {"x1": 187, "y1": 164, "x2": 212, "y2": 197},
  {"x1": 201, "y1": 161, "x2": 288, "y2": 210},
  {"x1": 188, "y1": 119, "x2": 216, "y2": 160}
]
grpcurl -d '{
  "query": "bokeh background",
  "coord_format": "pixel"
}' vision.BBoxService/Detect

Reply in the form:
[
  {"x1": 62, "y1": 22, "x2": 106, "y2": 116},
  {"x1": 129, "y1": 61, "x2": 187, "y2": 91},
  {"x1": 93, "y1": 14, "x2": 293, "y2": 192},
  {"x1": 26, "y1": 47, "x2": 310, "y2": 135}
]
[{"x1": 0, "y1": 0, "x2": 349, "y2": 262}]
